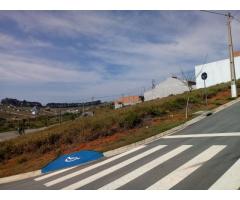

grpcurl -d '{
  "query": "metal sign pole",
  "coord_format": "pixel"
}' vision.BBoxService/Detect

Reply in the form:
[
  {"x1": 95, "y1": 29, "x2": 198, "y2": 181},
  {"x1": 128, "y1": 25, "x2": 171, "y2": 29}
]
[
  {"x1": 204, "y1": 79, "x2": 208, "y2": 106},
  {"x1": 201, "y1": 72, "x2": 208, "y2": 106}
]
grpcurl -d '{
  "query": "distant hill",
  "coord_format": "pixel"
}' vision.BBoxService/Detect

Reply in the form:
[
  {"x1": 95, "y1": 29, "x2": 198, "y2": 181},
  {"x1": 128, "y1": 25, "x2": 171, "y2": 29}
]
[
  {"x1": 1, "y1": 98, "x2": 102, "y2": 108},
  {"x1": 1, "y1": 98, "x2": 42, "y2": 107},
  {"x1": 46, "y1": 100, "x2": 101, "y2": 108}
]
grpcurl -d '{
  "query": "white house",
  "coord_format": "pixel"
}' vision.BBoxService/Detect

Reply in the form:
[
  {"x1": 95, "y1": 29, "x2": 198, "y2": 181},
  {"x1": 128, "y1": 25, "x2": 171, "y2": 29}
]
[
  {"x1": 195, "y1": 52, "x2": 240, "y2": 89},
  {"x1": 31, "y1": 106, "x2": 39, "y2": 115},
  {"x1": 144, "y1": 77, "x2": 193, "y2": 101}
]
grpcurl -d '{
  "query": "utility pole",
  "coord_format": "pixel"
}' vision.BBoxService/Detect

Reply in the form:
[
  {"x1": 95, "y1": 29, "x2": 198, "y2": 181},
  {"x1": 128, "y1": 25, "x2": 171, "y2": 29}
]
[
  {"x1": 59, "y1": 108, "x2": 62, "y2": 124},
  {"x1": 152, "y1": 79, "x2": 156, "y2": 89},
  {"x1": 82, "y1": 102, "x2": 85, "y2": 114},
  {"x1": 227, "y1": 12, "x2": 238, "y2": 98},
  {"x1": 203, "y1": 78, "x2": 208, "y2": 106},
  {"x1": 201, "y1": 10, "x2": 238, "y2": 98}
]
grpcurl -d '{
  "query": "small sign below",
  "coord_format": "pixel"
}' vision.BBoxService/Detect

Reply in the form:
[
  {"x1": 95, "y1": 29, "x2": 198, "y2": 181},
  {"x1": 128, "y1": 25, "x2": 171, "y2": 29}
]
[
  {"x1": 201, "y1": 72, "x2": 208, "y2": 80},
  {"x1": 41, "y1": 150, "x2": 104, "y2": 173}
]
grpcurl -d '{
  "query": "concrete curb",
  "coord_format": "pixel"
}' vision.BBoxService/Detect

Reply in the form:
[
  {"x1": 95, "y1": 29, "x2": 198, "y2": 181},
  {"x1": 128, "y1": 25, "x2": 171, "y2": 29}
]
[
  {"x1": 1, "y1": 97, "x2": 240, "y2": 184},
  {"x1": 103, "y1": 114, "x2": 205, "y2": 157},
  {"x1": 0, "y1": 170, "x2": 41, "y2": 184},
  {"x1": 212, "y1": 97, "x2": 240, "y2": 114}
]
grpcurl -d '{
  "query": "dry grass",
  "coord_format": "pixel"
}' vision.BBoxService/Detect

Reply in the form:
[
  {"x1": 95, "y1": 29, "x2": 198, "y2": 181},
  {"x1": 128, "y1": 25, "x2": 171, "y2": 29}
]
[{"x1": 0, "y1": 81, "x2": 238, "y2": 178}]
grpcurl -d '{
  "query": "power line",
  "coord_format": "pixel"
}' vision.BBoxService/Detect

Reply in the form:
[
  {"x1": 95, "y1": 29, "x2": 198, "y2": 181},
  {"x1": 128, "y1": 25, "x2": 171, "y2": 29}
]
[
  {"x1": 201, "y1": 10, "x2": 240, "y2": 24},
  {"x1": 200, "y1": 10, "x2": 227, "y2": 17},
  {"x1": 195, "y1": 54, "x2": 209, "y2": 79},
  {"x1": 231, "y1": 11, "x2": 238, "y2": 16},
  {"x1": 231, "y1": 11, "x2": 240, "y2": 19},
  {"x1": 232, "y1": 16, "x2": 240, "y2": 24}
]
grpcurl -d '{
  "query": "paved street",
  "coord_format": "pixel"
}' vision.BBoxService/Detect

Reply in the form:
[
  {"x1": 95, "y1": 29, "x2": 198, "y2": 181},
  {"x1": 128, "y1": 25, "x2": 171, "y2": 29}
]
[
  {"x1": 1, "y1": 101, "x2": 240, "y2": 190},
  {"x1": 0, "y1": 126, "x2": 54, "y2": 142}
]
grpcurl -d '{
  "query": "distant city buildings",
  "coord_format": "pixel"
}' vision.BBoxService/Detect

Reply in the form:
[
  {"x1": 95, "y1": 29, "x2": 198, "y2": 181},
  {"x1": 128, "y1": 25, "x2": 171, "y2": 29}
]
[
  {"x1": 65, "y1": 109, "x2": 79, "y2": 114},
  {"x1": 195, "y1": 51, "x2": 240, "y2": 89},
  {"x1": 46, "y1": 100, "x2": 101, "y2": 108}
]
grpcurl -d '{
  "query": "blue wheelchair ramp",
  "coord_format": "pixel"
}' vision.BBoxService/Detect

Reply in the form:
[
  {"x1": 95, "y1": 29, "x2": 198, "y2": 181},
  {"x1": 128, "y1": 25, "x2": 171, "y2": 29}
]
[{"x1": 41, "y1": 150, "x2": 104, "y2": 173}]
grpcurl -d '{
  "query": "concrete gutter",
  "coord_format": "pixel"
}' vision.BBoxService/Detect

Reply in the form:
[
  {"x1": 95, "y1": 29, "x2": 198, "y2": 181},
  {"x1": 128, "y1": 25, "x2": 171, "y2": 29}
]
[
  {"x1": 0, "y1": 97, "x2": 239, "y2": 184},
  {"x1": 0, "y1": 170, "x2": 41, "y2": 184},
  {"x1": 103, "y1": 114, "x2": 204, "y2": 157},
  {"x1": 212, "y1": 97, "x2": 240, "y2": 114}
]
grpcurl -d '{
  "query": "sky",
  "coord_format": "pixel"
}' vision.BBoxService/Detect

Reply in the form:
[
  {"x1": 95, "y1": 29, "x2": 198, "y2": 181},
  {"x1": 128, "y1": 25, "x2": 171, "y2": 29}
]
[{"x1": 0, "y1": 10, "x2": 240, "y2": 104}]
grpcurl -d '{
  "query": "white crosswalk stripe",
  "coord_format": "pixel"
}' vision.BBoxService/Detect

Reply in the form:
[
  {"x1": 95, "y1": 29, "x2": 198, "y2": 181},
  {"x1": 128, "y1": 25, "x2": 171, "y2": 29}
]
[
  {"x1": 99, "y1": 145, "x2": 192, "y2": 190},
  {"x1": 147, "y1": 145, "x2": 226, "y2": 190},
  {"x1": 35, "y1": 166, "x2": 77, "y2": 181},
  {"x1": 34, "y1": 144, "x2": 235, "y2": 190},
  {"x1": 42, "y1": 145, "x2": 146, "y2": 186},
  {"x1": 164, "y1": 132, "x2": 240, "y2": 138},
  {"x1": 209, "y1": 158, "x2": 240, "y2": 190},
  {"x1": 61, "y1": 145, "x2": 167, "y2": 190}
]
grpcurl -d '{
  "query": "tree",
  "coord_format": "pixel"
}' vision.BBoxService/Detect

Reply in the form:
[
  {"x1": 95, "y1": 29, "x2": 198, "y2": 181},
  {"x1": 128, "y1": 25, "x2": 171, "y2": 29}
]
[
  {"x1": 172, "y1": 70, "x2": 196, "y2": 119},
  {"x1": 172, "y1": 54, "x2": 208, "y2": 119}
]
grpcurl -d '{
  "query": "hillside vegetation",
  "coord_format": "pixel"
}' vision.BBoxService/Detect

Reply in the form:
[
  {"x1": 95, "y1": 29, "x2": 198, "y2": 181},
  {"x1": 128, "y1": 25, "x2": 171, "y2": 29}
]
[
  {"x1": 0, "y1": 111, "x2": 80, "y2": 133},
  {"x1": 0, "y1": 81, "x2": 239, "y2": 177}
]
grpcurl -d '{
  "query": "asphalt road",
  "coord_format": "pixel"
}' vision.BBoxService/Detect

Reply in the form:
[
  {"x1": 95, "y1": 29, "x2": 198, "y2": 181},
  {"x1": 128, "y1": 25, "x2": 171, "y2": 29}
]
[
  {"x1": 0, "y1": 124, "x2": 58, "y2": 142},
  {"x1": 1, "y1": 101, "x2": 240, "y2": 190},
  {"x1": 0, "y1": 127, "x2": 48, "y2": 142}
]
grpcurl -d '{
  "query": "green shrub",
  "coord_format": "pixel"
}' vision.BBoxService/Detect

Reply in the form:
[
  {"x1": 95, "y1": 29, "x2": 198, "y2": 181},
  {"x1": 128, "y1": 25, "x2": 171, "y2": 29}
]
[
  {"x1": 91, "y1": 120, "x2": 104, "y2": 131},
  {"x1": 0, "y1": 118, "x2": 6, "y2": 126},
  {"x1": 32, "y1": 139, "x2": 44, "y2": 150},
  {"x1": 84, "y1": 131, "x2": 103, "y2": 142},
  {"x1": 47, "y1": 133, "x2": 61, "y2": 145},
  {"x1": 162, "y1": 97, "x2": 186, "y2": 111},
  {"x1": 189, "y1": 96, "x2": 201, "y2": 104},
  {"x1": 17, "y1": 156, "x2": 27, "y2": 164},
  {"x1": 61, "y1": 130, "x2": 81, "y2": 144},
  {"x1": 55, "y1": 149, "x2": 62, "y2": 157},
  {"x1": 214, "y1": 102, "x2": 223, "y2": 106},
  {"x1": 227, "y1": 97, "x2": 236, "y2": 101},
  {"x1": 146, "y1": 106, "x2": 167, "y2": 117},
  {"x1": 0, "y1": 143, "x2": 13, "y2": 161},
  {"x1": 38, "y1": 144, "x2": 52, "y2": 154},
  {"x1": 0, "y1": 146, "x2": 7, "y2": 161},
  {"x1": 119, "y1": 112, "x2": 142, "y2": 129}
]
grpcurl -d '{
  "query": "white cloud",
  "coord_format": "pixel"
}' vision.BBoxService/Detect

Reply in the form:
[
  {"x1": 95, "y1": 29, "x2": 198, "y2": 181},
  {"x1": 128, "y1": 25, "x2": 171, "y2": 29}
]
[
  {"x1": 1, "y1": 11, "x2": 240, "y2": 102},
  {"x1": 0, "y1": 53, "x2": 102, "y2": 83},
  {"x1": 0, "y1": 33, "x2": 23, "y2": 48},
  {"x1": 0, "y1": 11, "x2": 118, "y2": 39},
  {"x1": 85, "y1": 11, "x2": 235, "y2": 79},
  {"x1": 0, "y1": 32, "x2": 54, "y2": 52}
]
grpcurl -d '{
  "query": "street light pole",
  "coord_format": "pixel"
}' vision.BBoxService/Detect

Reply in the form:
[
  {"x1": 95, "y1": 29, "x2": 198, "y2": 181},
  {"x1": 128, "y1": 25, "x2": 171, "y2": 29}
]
[
  {"x1": 227, "y1": 12, "x2": 238, "y2": 98},
  {"x1": 201, "y1": 10, "x2": 238, "y2": 98}
]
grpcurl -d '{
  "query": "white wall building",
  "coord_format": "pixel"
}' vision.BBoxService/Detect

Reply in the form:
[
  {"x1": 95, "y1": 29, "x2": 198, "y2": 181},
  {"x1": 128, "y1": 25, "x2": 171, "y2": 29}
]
[
  {"x1": 144, "y1": 77, "x2": 191, "y2": 101},
  {"x1": 31, "y1": 106, "x2": 39, "y2": 115},
  {"x1": 195, "y1": 56, "x2": 240, "y2": 89}
]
